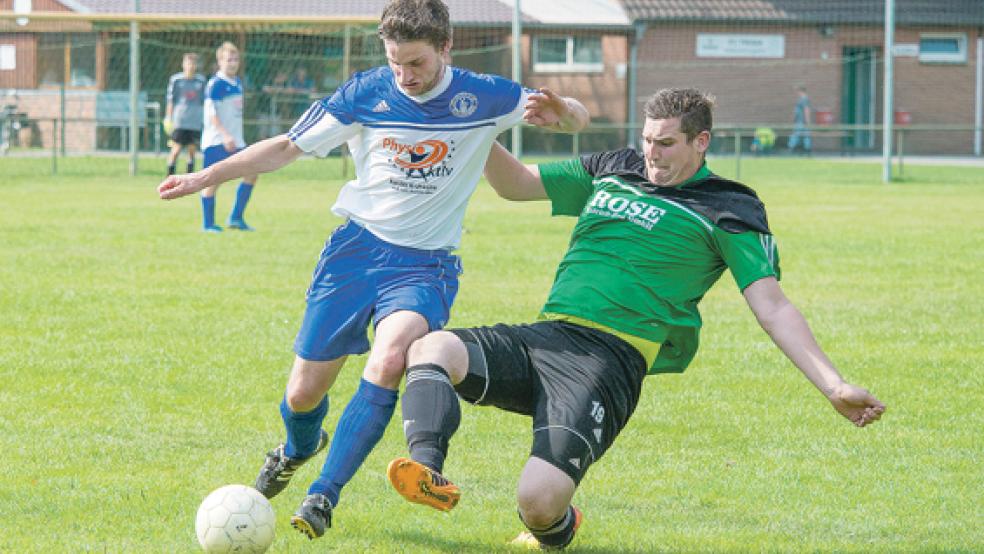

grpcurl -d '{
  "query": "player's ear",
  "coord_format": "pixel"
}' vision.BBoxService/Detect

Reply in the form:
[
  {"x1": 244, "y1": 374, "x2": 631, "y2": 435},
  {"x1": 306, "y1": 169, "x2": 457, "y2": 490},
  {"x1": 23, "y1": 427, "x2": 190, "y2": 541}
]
[{"x1": 694, "y1": 130, "x2": 711, "y2": 153}]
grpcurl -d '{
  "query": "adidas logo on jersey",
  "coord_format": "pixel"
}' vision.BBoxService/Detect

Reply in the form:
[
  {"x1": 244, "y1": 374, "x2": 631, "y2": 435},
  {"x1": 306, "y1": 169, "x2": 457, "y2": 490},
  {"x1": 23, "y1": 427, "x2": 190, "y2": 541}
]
[{"x1": 373, "y1": 100, "x2": 390, "y2": 112}]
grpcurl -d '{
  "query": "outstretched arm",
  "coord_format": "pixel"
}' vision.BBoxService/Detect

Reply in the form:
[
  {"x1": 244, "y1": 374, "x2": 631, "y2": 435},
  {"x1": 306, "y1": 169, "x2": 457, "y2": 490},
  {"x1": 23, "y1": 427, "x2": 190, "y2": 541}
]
[
  {"x1": 743, "y1": 277, "x2": 886, "y2": 427},
  {"x1": 523, "y1": 88, "x2": 590, "y2": 134},
  {"x1": 483, "y1": 142, "x2": 547, "y2": 201},
  {"x1": 158, "y1": 134, "x2": 303, "y2": 199}
]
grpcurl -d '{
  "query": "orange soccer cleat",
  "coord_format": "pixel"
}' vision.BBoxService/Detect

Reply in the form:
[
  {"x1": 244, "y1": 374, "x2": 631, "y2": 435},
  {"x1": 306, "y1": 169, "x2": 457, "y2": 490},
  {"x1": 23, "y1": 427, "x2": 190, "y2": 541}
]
[{"x1": 387, "y1": 457, "x2": 461, "y2": 512}]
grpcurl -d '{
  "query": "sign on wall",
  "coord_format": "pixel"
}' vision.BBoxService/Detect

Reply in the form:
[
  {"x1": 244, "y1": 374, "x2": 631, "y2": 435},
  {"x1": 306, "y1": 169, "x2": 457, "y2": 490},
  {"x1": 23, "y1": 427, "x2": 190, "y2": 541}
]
[
  {"x1": 696, "y1": 34, "x2": 785, "y2": 58},
  {"x1": 893, "y1": 43, "x2": 919, "y2": 57}
]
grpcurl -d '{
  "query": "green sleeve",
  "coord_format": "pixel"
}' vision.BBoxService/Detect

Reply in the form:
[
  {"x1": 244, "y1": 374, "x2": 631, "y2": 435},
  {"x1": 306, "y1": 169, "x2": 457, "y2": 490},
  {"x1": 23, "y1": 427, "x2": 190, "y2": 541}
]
[
  {"x1": 713, "y1": 230, "x2": 781, "y2": 290},
  {"x1": 538, "y1": 159, "x2": 596, "y2": 216}
]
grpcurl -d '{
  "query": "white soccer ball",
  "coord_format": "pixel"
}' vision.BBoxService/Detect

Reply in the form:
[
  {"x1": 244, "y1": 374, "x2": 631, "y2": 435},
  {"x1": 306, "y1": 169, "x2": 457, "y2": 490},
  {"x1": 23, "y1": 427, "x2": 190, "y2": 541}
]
[{"x1": 195, "y1": 484, "x2": 275, "y2": 553}]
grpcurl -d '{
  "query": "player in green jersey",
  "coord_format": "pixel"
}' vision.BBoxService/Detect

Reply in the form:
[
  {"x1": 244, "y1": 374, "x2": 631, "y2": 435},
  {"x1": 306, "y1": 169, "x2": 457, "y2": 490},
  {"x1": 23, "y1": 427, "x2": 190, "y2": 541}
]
[{"x1": 385, "y1": 88, "x2": 886, "y2": 549}]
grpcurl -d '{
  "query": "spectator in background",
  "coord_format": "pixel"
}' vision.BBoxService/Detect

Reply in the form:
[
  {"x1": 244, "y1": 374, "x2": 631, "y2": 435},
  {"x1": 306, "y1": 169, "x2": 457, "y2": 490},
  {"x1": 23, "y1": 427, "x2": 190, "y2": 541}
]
[
  {"x1": 320, "y1": 59, "x2": 343, "y2": 92},
  {"x1": 788, "y1": 85, "x2": 812, "y2": 155},
  {"x1": 261, "y1": 69, "x2": 291, "y2": 137},
  {"x1": 287, "y1": 66, "x2": 315, "y2": 118},
  {"x1": 164, "y1": 53, "x2": 206, "y2": 176},
  {"x1": 752, "y1": 126, "x2": 776, "y2": 155}
]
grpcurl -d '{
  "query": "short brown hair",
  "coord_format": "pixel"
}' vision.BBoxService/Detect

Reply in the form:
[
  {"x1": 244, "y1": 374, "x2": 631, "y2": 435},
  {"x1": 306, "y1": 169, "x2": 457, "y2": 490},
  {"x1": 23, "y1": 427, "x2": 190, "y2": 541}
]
[
  {"x1": 643, "y1": 88, "x2": 715, "y2": 142},
  {"x1": 378, "y1": 0, "x2": 452, "y2": 51}
]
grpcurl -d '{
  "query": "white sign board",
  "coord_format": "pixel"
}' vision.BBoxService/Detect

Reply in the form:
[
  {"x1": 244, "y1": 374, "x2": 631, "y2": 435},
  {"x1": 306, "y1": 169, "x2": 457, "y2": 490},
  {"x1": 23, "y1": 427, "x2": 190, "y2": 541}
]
[
  {"x1": 696, "y1": 34, "x2": 785, "y2": 58},
  {"x1": 0, "y1": 45, "x2": 15, "y2": 71},
  {"x1": 892, "y1": 43, "x2": 919, "y2": 57}
]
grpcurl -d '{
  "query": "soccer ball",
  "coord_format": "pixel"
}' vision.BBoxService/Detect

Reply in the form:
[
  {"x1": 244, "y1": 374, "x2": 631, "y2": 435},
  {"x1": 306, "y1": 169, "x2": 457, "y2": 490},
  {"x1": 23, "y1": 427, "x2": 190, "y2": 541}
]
[{"x1": 195, "y1": 484, "x2": 275, "y2": 553}]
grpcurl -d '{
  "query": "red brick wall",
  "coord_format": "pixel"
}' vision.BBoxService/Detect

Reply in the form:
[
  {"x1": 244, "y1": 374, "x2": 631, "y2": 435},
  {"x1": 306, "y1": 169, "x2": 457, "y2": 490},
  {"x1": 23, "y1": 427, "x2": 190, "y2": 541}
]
[{"x1": 0, "y1": 33, "x2": 35, "y2": 87}]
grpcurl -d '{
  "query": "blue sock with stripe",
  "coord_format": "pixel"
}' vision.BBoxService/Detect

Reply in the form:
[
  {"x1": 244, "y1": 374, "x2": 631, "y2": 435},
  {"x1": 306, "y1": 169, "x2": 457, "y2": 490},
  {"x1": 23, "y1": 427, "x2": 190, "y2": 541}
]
[
  {"x1": 281, "y1": 395, "x2": 329, "y2": 459},
  {"x1": 201, "y1": 195, "x2": 216, "y2": 229},
  {"x1": 229, "y1": 182, "x2": 254, "y2": 222},
  {"x1": 308, "y1": 378, "x2": 398, "y2": 506}
]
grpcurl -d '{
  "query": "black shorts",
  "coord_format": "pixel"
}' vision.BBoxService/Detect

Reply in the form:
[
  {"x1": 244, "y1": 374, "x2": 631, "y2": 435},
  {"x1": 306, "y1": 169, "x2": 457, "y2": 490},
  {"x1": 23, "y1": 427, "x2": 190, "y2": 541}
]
[
  {"x1": 170, "y1": 129, "x2": 201, "y2": 146},
  {"x1": 449, "y1": 321, "x2": 647, "y2": 484}
]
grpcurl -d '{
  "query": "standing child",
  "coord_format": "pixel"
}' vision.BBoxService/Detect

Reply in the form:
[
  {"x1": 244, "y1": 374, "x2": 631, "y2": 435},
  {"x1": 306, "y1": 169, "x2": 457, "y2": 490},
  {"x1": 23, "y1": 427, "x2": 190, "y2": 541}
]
[
  {"x1": 164, "y1": 53, "x2": 206, "y2": 176},
  {"x1": 200, "y1": 42, "x2": 258, "y2": 232}
]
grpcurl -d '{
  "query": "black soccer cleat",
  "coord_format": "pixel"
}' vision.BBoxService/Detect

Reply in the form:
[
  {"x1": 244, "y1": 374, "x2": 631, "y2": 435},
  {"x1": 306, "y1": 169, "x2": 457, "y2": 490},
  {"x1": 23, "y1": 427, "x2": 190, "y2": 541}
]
[
  {"x1": 254, "y1": 429, "x2": 329, "y2": 499},
  {"x1": 290, "y1": 493, "x2": 333, "y2": 539}
]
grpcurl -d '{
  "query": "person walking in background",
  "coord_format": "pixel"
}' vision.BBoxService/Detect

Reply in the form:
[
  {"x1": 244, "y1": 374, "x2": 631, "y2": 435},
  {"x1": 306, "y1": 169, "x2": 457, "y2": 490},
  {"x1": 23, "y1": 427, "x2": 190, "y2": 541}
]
[
  {"x1": 164, "y1": 53, "x2": 206, "y2": 176},
  {"x1": 200, "y1": 41, "x2": 258, "y2": 233},
  {"x1": 788, "y1": 85, "x2": 812, "y2": 154}
]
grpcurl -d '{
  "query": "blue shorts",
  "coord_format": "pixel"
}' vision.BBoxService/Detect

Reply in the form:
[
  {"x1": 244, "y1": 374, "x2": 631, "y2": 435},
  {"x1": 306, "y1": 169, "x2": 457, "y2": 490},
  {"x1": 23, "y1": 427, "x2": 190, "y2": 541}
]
[
  {"x1": 294, "y1": 220, "x2": 463, "y2": 361},
  {"x1": 203, "y1": 144, "x2": 243, "y2": 168}
]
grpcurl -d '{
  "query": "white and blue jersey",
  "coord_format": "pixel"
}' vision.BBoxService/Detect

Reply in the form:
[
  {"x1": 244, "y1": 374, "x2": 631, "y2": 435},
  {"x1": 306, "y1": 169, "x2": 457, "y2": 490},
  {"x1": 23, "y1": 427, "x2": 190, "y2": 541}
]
[
  {"x1": 202, "y1": 71, "x2": 246, "y2": 150},
  {"x1": 288, "y1": 66, "x2": 533, "y2": 250}
]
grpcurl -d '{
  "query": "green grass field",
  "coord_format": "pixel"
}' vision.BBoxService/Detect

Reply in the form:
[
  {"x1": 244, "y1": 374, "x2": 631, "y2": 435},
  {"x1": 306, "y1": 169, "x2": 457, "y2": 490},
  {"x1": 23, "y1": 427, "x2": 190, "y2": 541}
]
[{"x1": 1, "y1": 155, "x2": 981, "y2": 552}]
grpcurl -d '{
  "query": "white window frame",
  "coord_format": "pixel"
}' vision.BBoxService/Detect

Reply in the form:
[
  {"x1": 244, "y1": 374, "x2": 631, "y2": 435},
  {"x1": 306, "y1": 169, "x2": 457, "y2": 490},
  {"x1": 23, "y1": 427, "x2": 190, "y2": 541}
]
[
  {"x1": 918, "y1": 32, "x2": 967, "y2": 64},
  {"x1": 533, "y1": 35, "x2": 603, "y2": 73}
]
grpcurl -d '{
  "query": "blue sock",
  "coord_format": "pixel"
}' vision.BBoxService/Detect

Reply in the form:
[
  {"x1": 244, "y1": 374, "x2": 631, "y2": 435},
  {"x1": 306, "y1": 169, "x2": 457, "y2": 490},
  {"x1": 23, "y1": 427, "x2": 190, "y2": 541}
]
[
  {"x1": 201, "y1": 195, "x2": 215, "y2": 228},
  {"x1": 229, "y1": 182, "x2": 254, "y2": 222},
  {"x1": 308, "y1": 379, "x2": 398, "y2": 506},
  {"x1": 281, "y1": 395, "x2": 329, "y2": 459}
]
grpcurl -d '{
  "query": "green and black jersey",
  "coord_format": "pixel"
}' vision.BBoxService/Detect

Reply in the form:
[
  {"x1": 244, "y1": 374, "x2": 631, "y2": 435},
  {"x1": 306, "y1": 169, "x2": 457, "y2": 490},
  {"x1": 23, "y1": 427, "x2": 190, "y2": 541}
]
[{"x1": 538, "y1": 148, "x2": 780, "y2": 374}]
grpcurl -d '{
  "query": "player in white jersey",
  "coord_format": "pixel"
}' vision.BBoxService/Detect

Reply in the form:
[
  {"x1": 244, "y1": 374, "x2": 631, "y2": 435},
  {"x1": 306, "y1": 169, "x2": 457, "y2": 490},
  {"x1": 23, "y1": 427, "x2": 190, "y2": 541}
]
[
  {"x1": 157, "y1": 0, "x2": 589, "y2": 540},
  {"x1": 199, "y1": 41, "x2": 259, "y2": 233}
]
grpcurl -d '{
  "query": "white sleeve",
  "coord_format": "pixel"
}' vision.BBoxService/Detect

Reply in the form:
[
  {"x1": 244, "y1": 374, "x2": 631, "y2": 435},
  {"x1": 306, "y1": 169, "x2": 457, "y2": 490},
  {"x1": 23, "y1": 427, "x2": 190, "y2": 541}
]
[
  {"x1": 494, "y1": 88, "x2": 532, "y2": 133},
  {"x1": 288, "y1": 103, "x2": 361, "y2": 158},
  {"x1": 203, "y1": 98, "x2": 216, "y2": 122}
]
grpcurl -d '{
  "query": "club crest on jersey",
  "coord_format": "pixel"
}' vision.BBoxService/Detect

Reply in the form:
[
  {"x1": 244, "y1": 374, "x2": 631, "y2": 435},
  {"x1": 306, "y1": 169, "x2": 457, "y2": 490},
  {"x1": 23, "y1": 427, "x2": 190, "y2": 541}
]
[
  {"x1": 449, "y1": 92, "x2": 478, "y2": 118},
  {"x1": 383, "y1": 137, "x2": 455, "y2": 183}
]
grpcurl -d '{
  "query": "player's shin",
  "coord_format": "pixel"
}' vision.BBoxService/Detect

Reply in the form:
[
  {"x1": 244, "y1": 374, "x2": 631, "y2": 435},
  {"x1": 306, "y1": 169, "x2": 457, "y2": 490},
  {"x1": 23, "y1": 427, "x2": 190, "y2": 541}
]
[
  {"x1": 281, "y1": 394, "x2": 328, "y2": 458},
  {"x1": 229, "y1": 182, "x2": 254, "y2": 222},
  {"x1": 308, "y1": 378, "x2": 397, "y2": 506},
  {"x1": 401, "y1": 363, "x2": 461, "y2": 473}
]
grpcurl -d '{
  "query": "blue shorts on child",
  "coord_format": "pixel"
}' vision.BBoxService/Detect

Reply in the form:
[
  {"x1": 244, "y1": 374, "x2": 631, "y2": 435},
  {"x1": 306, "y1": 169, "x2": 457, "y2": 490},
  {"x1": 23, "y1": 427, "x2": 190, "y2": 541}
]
[
  {"x1": 294, "y1": 219, "x2": 462, "y2": 361},
  {"x1": 203, "y1": 144, "x2": 244, "y2": 168}
]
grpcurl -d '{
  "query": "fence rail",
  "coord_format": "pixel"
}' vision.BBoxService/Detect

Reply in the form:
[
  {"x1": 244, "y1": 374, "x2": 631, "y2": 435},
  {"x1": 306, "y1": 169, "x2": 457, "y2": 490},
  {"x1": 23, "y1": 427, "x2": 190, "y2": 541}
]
[{"x1": 3, "y1": 111, "x2": 980, "y2": 177}]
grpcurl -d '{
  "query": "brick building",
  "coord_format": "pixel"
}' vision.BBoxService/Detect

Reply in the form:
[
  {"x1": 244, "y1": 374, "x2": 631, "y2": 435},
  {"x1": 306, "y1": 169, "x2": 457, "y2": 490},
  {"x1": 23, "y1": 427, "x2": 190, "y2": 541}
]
[
  {"x1": 0, "y1": 0, "x2": 631, "y2": 153},
  {"x1": 2, "y1": 0, "x2": 983, "y2": 155},
  {"x1": 622, "y1": 0, "x2": 984, "y2": 154}
]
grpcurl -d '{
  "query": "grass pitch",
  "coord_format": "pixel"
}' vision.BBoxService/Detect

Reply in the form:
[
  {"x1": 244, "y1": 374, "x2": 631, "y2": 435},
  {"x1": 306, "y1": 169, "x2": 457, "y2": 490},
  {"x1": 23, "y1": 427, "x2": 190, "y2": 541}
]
[{"x1": 0, "y1": 155, "x2": 981, "y2": 552}]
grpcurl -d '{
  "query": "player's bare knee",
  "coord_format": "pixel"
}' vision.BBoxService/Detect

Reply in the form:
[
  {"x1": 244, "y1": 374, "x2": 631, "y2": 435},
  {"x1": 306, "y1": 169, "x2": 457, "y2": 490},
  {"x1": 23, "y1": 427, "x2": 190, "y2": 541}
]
[
  {"x1": 284, "y1": 384, "x2": 322, "y2": 412},
  {"x1": 364, "y1": 348, "x2": 407, "y2": 387},
  {"x1": 517, "y1": 489, "x2": 567, "y2": 530},
  {"x1": 407, "y1": 331, "x2": 468, "y2": 383}
]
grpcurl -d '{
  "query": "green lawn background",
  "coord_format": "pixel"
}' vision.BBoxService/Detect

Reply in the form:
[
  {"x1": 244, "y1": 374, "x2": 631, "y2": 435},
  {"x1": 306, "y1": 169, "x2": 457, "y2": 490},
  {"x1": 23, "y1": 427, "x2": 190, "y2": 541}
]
[{"x1": 0, "y1": 155, "x2": 981, "y2": 552}]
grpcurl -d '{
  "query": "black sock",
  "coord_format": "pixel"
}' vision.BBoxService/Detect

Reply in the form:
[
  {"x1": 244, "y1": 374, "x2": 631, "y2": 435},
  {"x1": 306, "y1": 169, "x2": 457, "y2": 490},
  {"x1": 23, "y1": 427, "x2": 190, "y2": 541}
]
[
  {"x1": 401, "y1": 363, "x2": 460, "y2": 474},
  {"x1": 522, "y1": 506, "x2": 579, "y2": 549},
  {"x1": 167, "y1": 164, "x2": 175, "y2": 176},
  {"x1": 186, "y1": 159, "x2": 195, "y2": 173}
]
